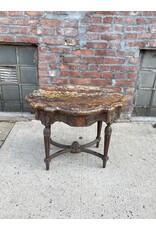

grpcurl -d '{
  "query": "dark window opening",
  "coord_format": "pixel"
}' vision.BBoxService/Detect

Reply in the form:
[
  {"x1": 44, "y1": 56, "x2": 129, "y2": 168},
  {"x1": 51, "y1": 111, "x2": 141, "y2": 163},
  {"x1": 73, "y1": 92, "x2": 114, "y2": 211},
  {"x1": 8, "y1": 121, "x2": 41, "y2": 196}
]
[
  {"x1": 133, "y1": 49, "x2": 156, "y2": 117},
  {"x1": 0, "y1": 44, "x2": 39, "y2": 112}
]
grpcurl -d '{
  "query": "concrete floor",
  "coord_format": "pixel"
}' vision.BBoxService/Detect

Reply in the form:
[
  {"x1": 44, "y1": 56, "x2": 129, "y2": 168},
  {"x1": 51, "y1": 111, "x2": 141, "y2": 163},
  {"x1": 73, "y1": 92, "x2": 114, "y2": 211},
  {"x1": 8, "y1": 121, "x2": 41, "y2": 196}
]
[{"x1": 0, "y1": 120, "x2": 156, "y2": 219}]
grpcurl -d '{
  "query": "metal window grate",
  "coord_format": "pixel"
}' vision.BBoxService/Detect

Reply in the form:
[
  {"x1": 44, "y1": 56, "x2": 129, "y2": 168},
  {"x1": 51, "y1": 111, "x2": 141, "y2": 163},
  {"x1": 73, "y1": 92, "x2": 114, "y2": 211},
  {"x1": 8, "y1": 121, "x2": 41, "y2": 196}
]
[
  {"x1": 133, "y1": 50, "x2": 156, "y2": 117},
  {"x1": 0, "y1": 66, "x2": 18, "y2": 84},
  {"x1": 0, "y1": 44, "x2": 38, "y2": 112}
]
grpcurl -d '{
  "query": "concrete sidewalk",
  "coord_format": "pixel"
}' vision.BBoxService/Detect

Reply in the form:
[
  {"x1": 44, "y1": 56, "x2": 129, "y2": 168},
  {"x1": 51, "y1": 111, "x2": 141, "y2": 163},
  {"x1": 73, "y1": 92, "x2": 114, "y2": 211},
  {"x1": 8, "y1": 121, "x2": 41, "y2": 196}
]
[{"x1": 0, "y1": 119, "x2": 156, "y2": 219}]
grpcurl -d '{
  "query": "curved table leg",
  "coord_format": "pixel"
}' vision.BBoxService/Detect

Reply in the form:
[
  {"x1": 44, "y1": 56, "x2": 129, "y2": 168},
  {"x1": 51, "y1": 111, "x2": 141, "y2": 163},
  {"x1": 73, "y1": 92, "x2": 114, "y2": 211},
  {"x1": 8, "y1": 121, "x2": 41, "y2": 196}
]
[
  {"x1": 43, "y1": 125, "x2": 51, "y2": 170},
  {"x1": 103, "y1": 122, "x2": 112, "y2": 168},
  {"x1": 96, "y1": 120, "x2": 102, "y2": 148}
]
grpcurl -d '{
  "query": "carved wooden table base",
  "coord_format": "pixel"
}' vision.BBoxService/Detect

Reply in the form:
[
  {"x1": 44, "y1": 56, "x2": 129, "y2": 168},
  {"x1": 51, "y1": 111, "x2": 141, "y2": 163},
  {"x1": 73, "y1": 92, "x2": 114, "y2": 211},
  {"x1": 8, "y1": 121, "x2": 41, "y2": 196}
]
[
  {"x1": 43, "y1": 120, "x2": 111, "y2": 170},
  {"x1": 25, "y1": 85, "x2": 126, "y2": 170}
]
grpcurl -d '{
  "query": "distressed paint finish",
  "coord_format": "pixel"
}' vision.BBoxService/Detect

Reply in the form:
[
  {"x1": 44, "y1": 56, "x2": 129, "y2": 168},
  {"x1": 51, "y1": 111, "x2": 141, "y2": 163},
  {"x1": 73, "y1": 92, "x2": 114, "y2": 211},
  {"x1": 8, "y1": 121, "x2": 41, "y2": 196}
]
[{"x1": 26, "y1": 85, "x2": 126, "y2": 170}]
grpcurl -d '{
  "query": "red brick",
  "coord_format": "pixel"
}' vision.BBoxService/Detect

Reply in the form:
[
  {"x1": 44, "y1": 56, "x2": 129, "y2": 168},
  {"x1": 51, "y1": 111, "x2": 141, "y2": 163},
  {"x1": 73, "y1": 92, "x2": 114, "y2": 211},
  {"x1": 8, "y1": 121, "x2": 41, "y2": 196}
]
[
  {"x1": 52, "y1": 78, "x2": 68, "y2": 84},
  {"x1": 114, "y1": 80, "x2": 135, "y2": 87},
  {"x1": 63, "y1": 20, "x2": 78, "y2": 28},
  {"x1": 39, "y1": 54, "x2": 57, "y2": 62},
  {"x1": 39, "y1": 77, "x2": 50, "y2": 85},
  {"x1": 89, "y1": 65, "x2": 98, "y2": 71},
  {"x1": 91, "y1": 79, "x2": 111, "y2": 86},
  {"x1": 101, "y1": 72, "x2": 112, "y2": 78},
  {"x1": 105, "y1": 58, "x2": 125, "y2": 64},
  {"x1": 82, "y1": 15, "x2": 91, "y2": 23},
  {"x1": 10, "y1": 27, "x2": 30, "y2": 34},
  {"x1": 16, "y1": 36, "x2": 38, "y2": 44},
  {"x1": 82, "y1": 72, "x2": 101, "y2": 78},
  {"x1": 127, "y1": 41, "x2": 146, "y2": 47},
  {"x1": 96, "y1": 11, "x2": 116, "y2": 15},
  {"x1": 92, "y1": 17, "x2": 102, "y2": 23},
  {"x1": 83, "y1": 57, "x2": 103, "y2": 64},
  {"x1": 57, "y1": 28, "x2": 78, "y2": 37},
  {"x1": 16, "y1": 19, "x2": 39, "y2": 25},
  {"x1": 125, "y1": 33, "x2": 137, "y2": 39},
  {"x1": 114, "y1": 73, "x2": 127, "y2": 79},
  {"x1": 112, "y1": 26, "x2": 124, "y2": 32},
  {"x1": 143, "y1": 11, "x2": 156, "y2": 16},
  {"x1": 99, "y1": 66, "x2": 109, "y2": 71},
  {"x1": 38, "y1": 62, "x2": 49, "y2": 69},
  {"x1": 86, "y1": 42, "x2": 108, "y2": 49},
  {"x1": 108, "y1": 42, "x2": 121, "y2": 49},
  {"x1": 116, "y1": 51, "x2": 125, "y2": 57},
  {"x1": 0, "y1": 18, "x2": 14, "y2": 24},
  {"x1": 62, "y1": 57, "x2": 81, "y2": 63},
  {"x1": 128, "y1": 57, "x2": 139, "y2": 64},
  {"x1": 95, "y1": 50, "x2": 116, "y2": 56},
  {"x1": 8, "y1": 11, "x2": 22, "y2": 16},
  {"x1": 80, "y1": 64, "x2": 88, "y2": 71},
  {"x1": 0, "y1": 11, "x2": 8, "y2": 16},
  {"x1": 110, "y1": 66, "x2": 121, "y2": 71},
  {"x1": 0, "y1": 26, "x2": 7, "y2": 33},
  {"x1": 70, "y1": 78, "x2": 90, "y2": 85},
  {"x1": 41, "y1": 19, "x2": 61, "y2": 27},
  {"x1": 39, "y1": 70, "x2": 50, "y2": 77},
  {"x1": 38, "y1": 46, "x2": 49, "y2": 52},
  {"x1": 128, "y1": 73, "x2": 137, "y2": 79},
  {"x1": 114, "y1": 18, "x2": 123, "y2": 24},
  {"x1": 103, "y1": 17, "x2": 113, "y2": 23},
  {"x1": 124, "y1": 18, "x2": 136, "y2": 24},
  {"x1": 136, "y1": 18, "x2": 146, "y2": 24},
  {"x1": 88, "y1": 25, "x2": 110, "y2": 32},
  {"x1": 0, "y1": 36, "x2": 14, "y2": 42},
  {"x1": 43, "y1": 37, "x2": 63, "y2": 45},
  {"x1": 42, "y1": 29, "x2": 56, "y2": 35},
  {"x1": 120, "y1": 66, "x2": 137, "y2": 72},
  {"x1": 68, "y1": 65, "x2": 79, "y2": 70},
  {"x1": 25, "y1": 11, "x2": 44, "y2": 16},
  {"x1": 101, "y1": 34, "x2": 122, "y2": 40},
  {"x1": 87, "y1": 34, "x2": 100, "y2": 40},
  {"x1": 64, "y1": 39, "x2": 78, "y2": 46},
  {"x1": 60, "y1": 64, "x2": 68, "y2": 70},
  {"x1": 60, "y1": 64, "x2": 79, "y2": 71},
  {"x1": 60, "y1": 71, "x2": 80, "y2": 77},
  {"x1": 50, "y1": 47, "x2": 70, "y2": 54},
  {"x1": 72, "y1": 49, "x2": 94, "y2": 56},
  {"x1": 49, "y1": 63, "x2": 57, "y2": 69}
]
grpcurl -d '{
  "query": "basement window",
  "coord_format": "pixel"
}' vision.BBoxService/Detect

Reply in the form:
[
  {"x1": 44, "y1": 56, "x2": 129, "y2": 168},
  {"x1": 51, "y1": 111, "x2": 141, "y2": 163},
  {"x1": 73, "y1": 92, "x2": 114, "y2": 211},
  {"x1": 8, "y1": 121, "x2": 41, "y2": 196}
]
[
  {"x1": 0, "y1": 44, "x2": 38, "y2": 112},
  {"x1": 133, "y1": 49, "x2": 156, "y2": 117}
]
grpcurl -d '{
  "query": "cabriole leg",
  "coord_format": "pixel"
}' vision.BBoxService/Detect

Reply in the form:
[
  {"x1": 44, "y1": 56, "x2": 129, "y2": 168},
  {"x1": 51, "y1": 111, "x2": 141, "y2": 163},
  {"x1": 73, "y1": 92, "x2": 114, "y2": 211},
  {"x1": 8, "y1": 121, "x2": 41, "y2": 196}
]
[{"x1": 103, "y1": 123, "x2": 112, "y2": 168}]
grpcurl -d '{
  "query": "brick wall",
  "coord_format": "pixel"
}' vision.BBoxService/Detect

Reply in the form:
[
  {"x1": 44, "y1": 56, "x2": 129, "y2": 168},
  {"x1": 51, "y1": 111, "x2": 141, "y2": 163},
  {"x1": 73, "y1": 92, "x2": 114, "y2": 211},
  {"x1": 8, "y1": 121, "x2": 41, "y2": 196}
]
[{"x1": 1, "y1": 11, "x2": 156, "y2": 118}]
